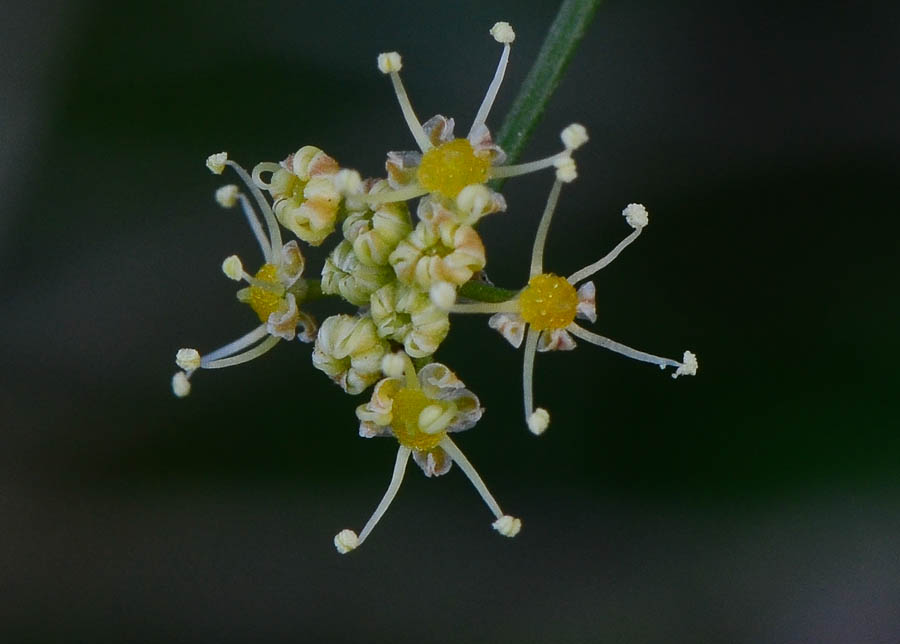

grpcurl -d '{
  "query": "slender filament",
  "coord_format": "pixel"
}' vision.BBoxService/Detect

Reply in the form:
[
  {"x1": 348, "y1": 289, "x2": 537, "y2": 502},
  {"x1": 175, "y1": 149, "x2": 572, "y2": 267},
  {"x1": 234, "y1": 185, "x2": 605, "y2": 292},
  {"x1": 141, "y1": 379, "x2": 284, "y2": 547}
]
[
  {"x1": 567, "y1": 324, "x2": 682, "y2": 369},
  {"x1": 522, "y1": 326, "x2": 540, "y2": 421},
  {"x1": 389, "y1": 72, "x2": 432, "y2": 153},
  {"x1": 439, "y1": 436, "x2": 502, "y2": 519},
  {"x1": 227, "y1": 160, "x2": 283, "y2": 260},
  {"x1": 488, "y1": 151, "x2": 569, "y2": 179},
  {"x1": 567, "y1": 228, "x2": 642, "y2": 285},
  {"x1": 468, "y1": 43, "x2": 511, "y2": 139},
  {"x1": 202, "y1": 335, "x2": 280, "y2": 369},
  {"x1": 200, "y1": 324, "x2": 269, "y2": 365},
  {"x1": 236, "y1": 193, "x2": 272, "y2": 261},
  {"x1": 357, "y1": 446, "x2": 411, "y2": 545},
  {"x1": 530, "y1": 179, "x2": 563, "y2": 277}
]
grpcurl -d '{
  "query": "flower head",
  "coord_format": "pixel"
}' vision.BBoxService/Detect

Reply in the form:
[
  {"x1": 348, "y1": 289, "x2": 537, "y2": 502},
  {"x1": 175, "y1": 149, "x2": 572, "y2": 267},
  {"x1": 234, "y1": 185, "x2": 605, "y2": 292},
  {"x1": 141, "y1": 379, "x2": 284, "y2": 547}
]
[
  {"x1": 334, "y1": 355, "x2": 520, "y2": 553},
  {"x1": 444, "y1": 179, "x2": 698, "y2": 434},
  {"x1": 172, "y1": 155, "x2": 317, "y2": 396},
  {"x1": 366, "y1": 22, "x2": 586, "y2": 221}
]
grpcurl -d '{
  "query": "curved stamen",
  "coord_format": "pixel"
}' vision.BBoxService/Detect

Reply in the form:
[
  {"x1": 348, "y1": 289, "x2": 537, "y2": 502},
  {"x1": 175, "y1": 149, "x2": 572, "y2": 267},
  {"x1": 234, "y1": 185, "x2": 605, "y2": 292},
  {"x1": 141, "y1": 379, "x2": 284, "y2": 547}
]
[
  {"x1": 357, "y1": 446, "x2": 412, "y2": 545},
  {"x1": 235, "y1": 194, "x2": 272, "y2": 260},
  {"x1": 438, "y1": 436, "x2": 503, "y2": 519},
  {"x1": 364, "y1": 184, "x2": 429, "y2": 205},
  {"x1": 488, "y1": 151, "x2": 570, "y2": 179},
  {"x1": 530, "y1": 179, "x2": 563, "y2": 277},
  {"x1": 388, "y1": 71, "x2": 432, "y2": 153},
  {"x1": 469, "y1": 41, "x2": 511, "y2": 139},
  {"x1": 200, "y1": 324, "x2": 269, "y2": 365},
  {"x1": 567, "y1": 228, "x2": 642, "y2": 285},
  {"x1": 202, "y1": 335, "x2": 280, "y2": 369},
  {"x1": 250, "y1": 162, "x2": 282, "y2": 191},
  {"x1": 567, "y1": 323, "x2": 683, "y2": 370},
  {"x1": 226, "y1": 160, "x2": 283, "y2": 261}
]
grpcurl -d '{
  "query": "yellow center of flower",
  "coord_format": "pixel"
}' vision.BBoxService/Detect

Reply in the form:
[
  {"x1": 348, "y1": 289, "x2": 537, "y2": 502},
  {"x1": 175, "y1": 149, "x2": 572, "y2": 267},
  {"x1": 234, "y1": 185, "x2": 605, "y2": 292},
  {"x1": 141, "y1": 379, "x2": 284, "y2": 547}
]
[
  {"x1": 416, "y1": 139, "x2": 491, "y2": 199},
  {"x1": 247, "y1": 264, "x2": 285, "y2": 323},
  {"x1": 519, "y1": 273, "x2": 578, "y2": 331},
  {"x1": 391, "y1": 387, "x2": 446, "y2": 451}
]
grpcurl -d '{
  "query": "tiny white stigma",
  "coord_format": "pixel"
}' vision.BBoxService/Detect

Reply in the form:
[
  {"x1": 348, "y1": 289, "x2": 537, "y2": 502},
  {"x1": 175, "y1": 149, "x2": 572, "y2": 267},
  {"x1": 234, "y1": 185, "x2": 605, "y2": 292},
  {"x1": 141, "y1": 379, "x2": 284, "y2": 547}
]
[
  {"x1": 623, "y1": 203, "x2": 649, "y2": 229},
  {"x1": 528, "y1": 408, "x2": 550, "y2": 435},
  {"x1": 673, "y1": 350, "x2": 699, "y2": 379},
  {"x1": 377, "y1": 52, "x2": 402, "y2": 74},
  {"x1": 171, "y1": 372, "x2": 191, "y2": 398},
  {"x1": 429, "y1": 281, "x2": 457, "y2": 310},
  {"x1": 215, "y1": 184, "x2": 239, "y2": 208},
  {"x1": 490, "y1": 21, "x2": 516, "y2": 44},
  {"x1": 381, "y1": 352, "x2": 407, "y2": 379},
  {"x1": 205, "y1": 152, "x2": 228, "y2": 175},
  {"x1": 175, "y1": 348, "x2": 202, "y2": 371},
  {"x1": 492, "y1": 514, "x2": 522, "y2": 537},
  {"x1": 334, "y1": 529, "x2": 359, "y2": 554},
  {"x1": 221, "y1": 255, "x2": 243, "y2": 281},
  {"x1": 554, "y1": 157, "x2": 577, "y2": 183},
  {"x1": 561, "y1": 123, "x2": 589, "y2": 150}
]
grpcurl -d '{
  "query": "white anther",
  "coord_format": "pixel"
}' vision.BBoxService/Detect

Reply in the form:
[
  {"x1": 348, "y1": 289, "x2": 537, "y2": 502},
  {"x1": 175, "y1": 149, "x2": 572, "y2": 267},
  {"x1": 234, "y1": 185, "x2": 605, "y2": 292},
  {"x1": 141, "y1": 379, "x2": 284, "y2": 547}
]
[
  {"x1": 171, "y1": 372, "x2": 191, "y2": 398},
  {"x1": 527, "y1": 408, "x2": 550, "y2": 435},
  {"x1": 334, "y1": 529, "x2": 359, "y2": 554},
  {"x1": 561, "y1": 123, "x2": 589, "y2": 150},
  {"x1": 492, "y1": 514, "x2": 522, "y2": 537},
  {"x1": 673, "y1": 350, "x2": 698, "y2": 379},
  {"x1": 221, "y1": 255, "x2": 243, "y2": 281},
  {"x1": 377, "y1": 52, "x2": 402, "y2": 74},
  {"x1": 175, "y1": 348, "x2": 202, "y2": 371},
  {"x1": 623, "y1": 203, "x2": 649, "y2": 229},
  {"x1": 418, "y1": 404, "x2": 447, "y2": 434},
  {"x1": 429, "y1": 281, "x2": 457, "y2": 310},
  {"x1": 205, "y1": 152, "x2": 228, "y2": 175},
  {"x1": 554, "y1": 157, "x2": 577, "y2": 183},
  {"x1": 490, "y1": 22, "x2": 516, "y2": 44},
  {"x1": 456, "y1": 184, "x2": 492, "y2": 221},
  {"x1": 215, "y1": 184, "x2": 239, "y2": 208},
  {"x1": 381, "y1": 352, "x2": 407, "y2": 379}
]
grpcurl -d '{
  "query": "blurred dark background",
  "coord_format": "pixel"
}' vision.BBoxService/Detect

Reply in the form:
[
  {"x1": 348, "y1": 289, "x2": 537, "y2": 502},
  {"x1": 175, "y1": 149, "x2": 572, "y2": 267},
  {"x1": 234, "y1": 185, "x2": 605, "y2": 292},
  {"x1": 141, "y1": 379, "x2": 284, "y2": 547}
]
[{"x1": 2, "y1": 1, "x2": 898, "y2": 642}]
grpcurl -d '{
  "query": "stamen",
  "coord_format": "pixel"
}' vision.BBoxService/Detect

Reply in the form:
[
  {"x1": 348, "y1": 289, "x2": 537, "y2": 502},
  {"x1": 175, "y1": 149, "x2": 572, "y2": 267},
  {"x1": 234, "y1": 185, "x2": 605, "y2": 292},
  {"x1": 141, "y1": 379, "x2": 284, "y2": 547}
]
[
  {"x1": 468, "y1": 30, "x2": 512, "y2": 138},
  {"x1": 364, "y1": 184, "x2": 429, "y2": 205},
  {"x1": 447, "y1": 300, "x2": 520, "y2": 315},
  {"x1": 239, "y1": 271, "x2": 284, "y2": 292},
  {"x1": 377, "y1": 51, "x2": 432, "y2": 153},
  {"x1": 202, "y1": 335, "x2": 280, "y2": 369},
  {"x1": 566, "y1": 228, "x2": 642, "y2": 285},
  {"x1": 356, "y1": 446, "x2": 412, "y2": 547},
  {"x1": 225, "y1": 160, "x2": 283, "y2": 261},
  {"x1": 438, "y1": 436, "x2": 503, "y2": 519},
  {"x1": 567, "y1": 324, "x2": 684, "y2": 371},
  {"x1": 488, "y1": 151, "x2": 570, "y2": 179},
  {"x1": 250, "y1": 162, "x2": 282, "y2": 191},
  {"x1": 233, "y1": 194, "x2": 272, "y2": 260},
  {"x1": 522, "y1": 326, "x2": 546, "y2": 433},
  {"x1": 530, "y1": 179, "x2": 563, "y2": 277},
  {"x1": 199, "y1": 324, "x2": 268, "y2": 365}
]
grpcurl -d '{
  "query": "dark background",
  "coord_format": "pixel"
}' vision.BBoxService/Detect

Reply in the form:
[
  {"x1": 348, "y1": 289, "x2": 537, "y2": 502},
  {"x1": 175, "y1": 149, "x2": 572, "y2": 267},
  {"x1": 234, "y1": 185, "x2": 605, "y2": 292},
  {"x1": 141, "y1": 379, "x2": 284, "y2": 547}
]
[{"x1": 2, "y1": 1, "x2": 898, "y2": 642}]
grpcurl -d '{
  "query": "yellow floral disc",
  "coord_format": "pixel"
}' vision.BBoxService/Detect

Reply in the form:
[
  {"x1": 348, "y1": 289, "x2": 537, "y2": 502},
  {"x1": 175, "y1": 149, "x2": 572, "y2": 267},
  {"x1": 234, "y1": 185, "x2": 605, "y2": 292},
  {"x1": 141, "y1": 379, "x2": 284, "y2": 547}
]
[
  {"x1": 519, "y1": 273, "x2": 578, "y2": 331},
  {"x1": 247, "y1": 264, "x2": 285, "y2": 322},
  {"x1": 391, "y1": 387, "x2": 446, "y2": 451},
  {"x1": 416, "y1": 139, "x2": 491, "y2": 199}
]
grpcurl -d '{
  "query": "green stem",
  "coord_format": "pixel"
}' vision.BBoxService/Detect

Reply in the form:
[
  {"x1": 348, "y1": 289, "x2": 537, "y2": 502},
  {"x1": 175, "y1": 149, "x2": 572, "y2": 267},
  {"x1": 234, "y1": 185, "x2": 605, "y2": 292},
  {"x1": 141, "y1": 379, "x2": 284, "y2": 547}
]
[
  {"x1": 458, "y1": 280, "x2": 520, "y2": 303},
  {"x1": 493, "y1": 0, "x2": 601, "y2": 184}
]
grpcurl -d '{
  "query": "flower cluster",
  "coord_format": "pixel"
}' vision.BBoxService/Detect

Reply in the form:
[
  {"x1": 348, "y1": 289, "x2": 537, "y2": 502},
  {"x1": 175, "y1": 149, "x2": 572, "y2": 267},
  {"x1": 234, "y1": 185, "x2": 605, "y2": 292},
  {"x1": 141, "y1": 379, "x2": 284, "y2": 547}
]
[{"x1": 173, "y1": 22, "x2": 698, "y2": 553}]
